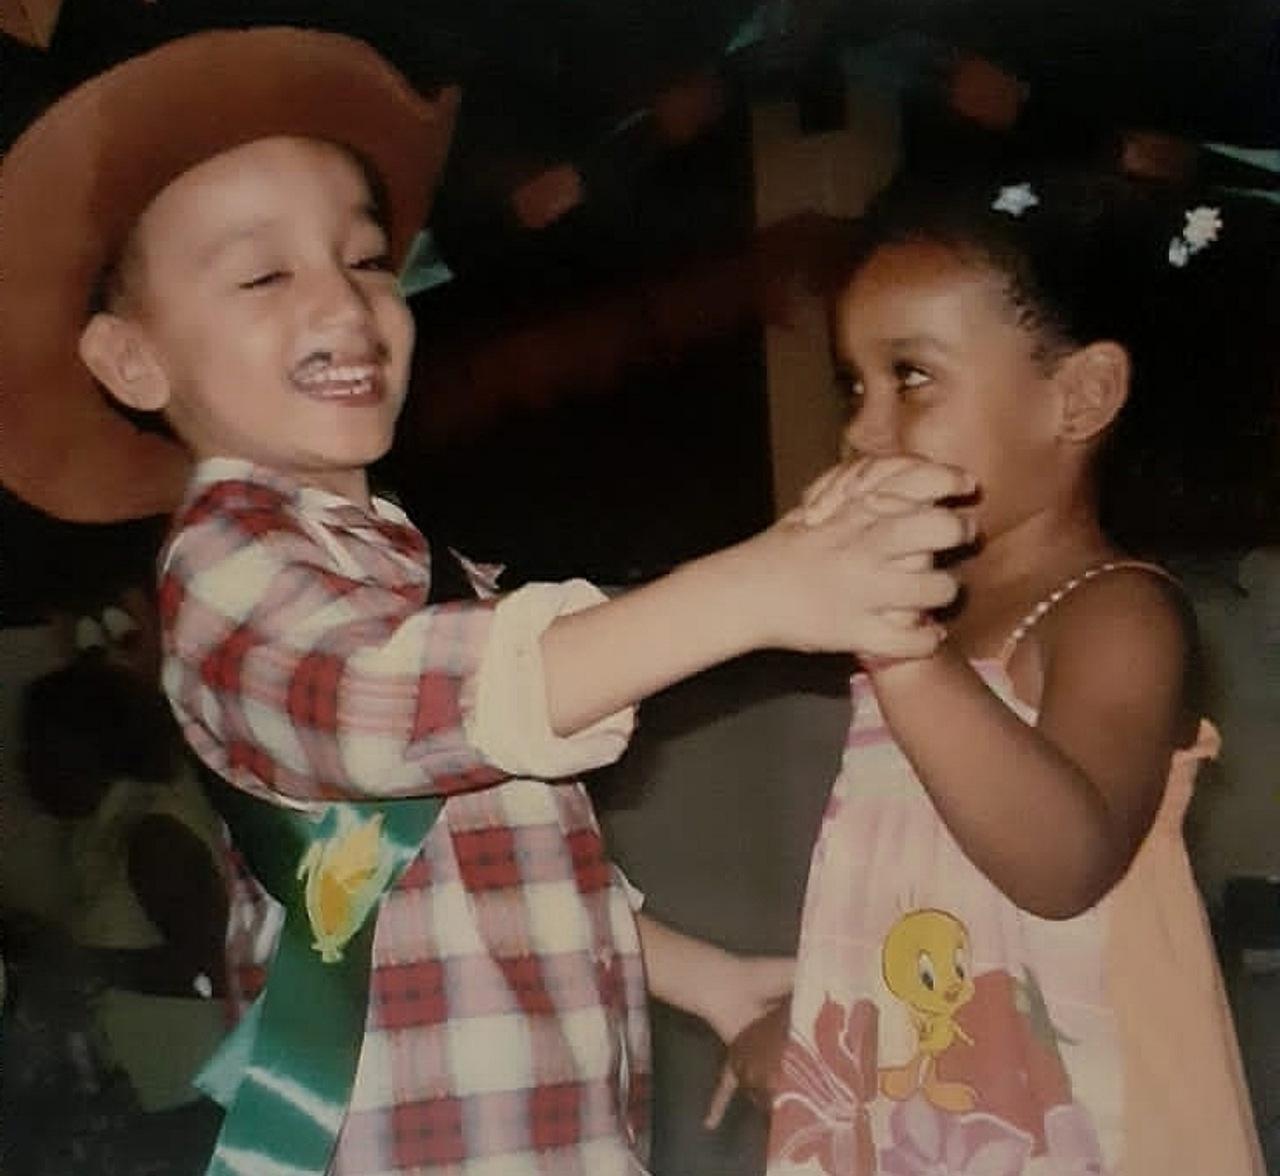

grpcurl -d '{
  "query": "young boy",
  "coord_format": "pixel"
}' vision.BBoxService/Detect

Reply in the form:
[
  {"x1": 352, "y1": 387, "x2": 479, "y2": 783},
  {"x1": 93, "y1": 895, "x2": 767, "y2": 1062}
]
[{"x1": 0, "y1": 27, "x2": 972, "y2": 1175}]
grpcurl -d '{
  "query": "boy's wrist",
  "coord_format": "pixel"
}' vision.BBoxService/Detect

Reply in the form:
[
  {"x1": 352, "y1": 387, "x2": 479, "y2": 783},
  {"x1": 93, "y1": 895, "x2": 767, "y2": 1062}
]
[{"x1": 685, "y1": 537, "x2": 780, "y2": 655}]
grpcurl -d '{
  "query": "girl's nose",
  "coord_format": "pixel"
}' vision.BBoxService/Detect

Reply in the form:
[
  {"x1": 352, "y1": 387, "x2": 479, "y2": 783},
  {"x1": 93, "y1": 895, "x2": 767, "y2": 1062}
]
[{"x1": 842, "y1": 403, "x2": 898, "y2": 460}]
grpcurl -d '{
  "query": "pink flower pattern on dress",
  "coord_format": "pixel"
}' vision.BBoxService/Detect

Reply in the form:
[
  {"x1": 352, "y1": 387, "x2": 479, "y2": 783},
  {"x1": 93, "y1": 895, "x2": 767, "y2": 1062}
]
[
  {"x1": 770, "y1": 995, "x2": 880, "y2": 1176},
  {"x1": 879, "y1": 1093, "x2": 1033, "y2": 1176},
  {"x1": 1043, "y1": 1102, "x2": 1105, "y2": 1175}
]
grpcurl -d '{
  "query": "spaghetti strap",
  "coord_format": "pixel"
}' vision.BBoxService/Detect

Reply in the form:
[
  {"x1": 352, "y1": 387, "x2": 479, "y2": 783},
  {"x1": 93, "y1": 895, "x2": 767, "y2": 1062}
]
[{"x1": 998, "y1": 559, "x2": 1176, "y2": 665}]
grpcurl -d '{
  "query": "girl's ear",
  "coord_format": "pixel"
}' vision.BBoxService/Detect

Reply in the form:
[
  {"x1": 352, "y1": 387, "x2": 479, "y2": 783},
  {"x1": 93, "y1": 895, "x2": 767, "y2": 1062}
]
[
  {"x1": 78, "y1": 313, "x2": 172, "y2": 413},
  {"x1": 1055, "y1": 341, "x2": 1130, "y2": 445}
]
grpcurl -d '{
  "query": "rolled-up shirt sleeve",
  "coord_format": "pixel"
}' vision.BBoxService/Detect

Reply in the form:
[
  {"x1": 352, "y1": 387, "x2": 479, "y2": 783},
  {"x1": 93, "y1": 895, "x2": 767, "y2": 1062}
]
[{"x1": 465, "y1": 580, "x2": 636, "y2": 778}]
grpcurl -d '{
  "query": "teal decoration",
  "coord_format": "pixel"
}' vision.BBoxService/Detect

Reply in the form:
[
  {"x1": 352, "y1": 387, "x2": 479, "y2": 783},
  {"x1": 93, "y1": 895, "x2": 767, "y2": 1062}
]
[
  {"x1": 1204, "y1": 144, "x2": 1280, "y2": 206},
  {"x1": 1217, "y1": 188, "x2": 1280, "y2": 207},
  {"x1": 1205, "y1": 144, "x2": 1280, "y2": 175},
  {"x1": 399, "y1": 229, "x2": 454, "y2": 297},
  {"x1": 725, "y1": 0, "x2": 791, "y2": 56}
]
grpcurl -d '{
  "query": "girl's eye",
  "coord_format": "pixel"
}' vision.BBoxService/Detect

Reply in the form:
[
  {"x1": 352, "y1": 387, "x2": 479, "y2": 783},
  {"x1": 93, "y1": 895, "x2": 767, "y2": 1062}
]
[
  {"x1": 238, "y1": 270, "x2": 287, "y2": 291},
  {"x1": 351, "y1": 252, "x2": 394, "y2": 273},
  {"x1": 895, "y1": 362, "x2": 931, "y2": 392}
]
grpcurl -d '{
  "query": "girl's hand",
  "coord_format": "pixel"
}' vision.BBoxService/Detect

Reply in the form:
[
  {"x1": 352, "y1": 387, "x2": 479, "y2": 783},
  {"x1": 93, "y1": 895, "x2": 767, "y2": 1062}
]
[{"x1": 703, "y1": 998, "x2": 792, "y2": 1130}]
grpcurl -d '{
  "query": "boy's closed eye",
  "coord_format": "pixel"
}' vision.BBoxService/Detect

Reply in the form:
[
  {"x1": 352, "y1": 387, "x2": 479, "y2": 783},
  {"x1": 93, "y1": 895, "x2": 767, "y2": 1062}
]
[
  {"x1": 238, "y1": 269, "x2": 289, "y2": 290},
  {"x1": 350, "y1": 252, "x2": 394, "y2": 273},
  {"x1": 234, "y1": 252, "x2": 392, "y2": 291}
]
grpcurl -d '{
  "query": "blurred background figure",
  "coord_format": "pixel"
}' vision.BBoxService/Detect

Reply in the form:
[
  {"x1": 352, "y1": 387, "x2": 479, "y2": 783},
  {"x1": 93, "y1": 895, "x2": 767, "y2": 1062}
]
[{"x1": 6, "y1": 586, "x2": 228, "y2": 1175}]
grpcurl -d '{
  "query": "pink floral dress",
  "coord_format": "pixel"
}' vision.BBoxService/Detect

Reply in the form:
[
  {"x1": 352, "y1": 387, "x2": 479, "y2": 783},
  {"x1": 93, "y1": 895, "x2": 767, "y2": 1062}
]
[{"x1": 767, "y1": 568, "x2": 1263, "y2": 1176}]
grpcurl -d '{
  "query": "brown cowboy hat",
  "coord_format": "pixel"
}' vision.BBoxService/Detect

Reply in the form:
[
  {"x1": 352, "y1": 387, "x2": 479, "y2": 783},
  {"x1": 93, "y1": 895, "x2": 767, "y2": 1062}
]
[{"x1": 0, "y1": 26, "x2": 458, "y2": 522}]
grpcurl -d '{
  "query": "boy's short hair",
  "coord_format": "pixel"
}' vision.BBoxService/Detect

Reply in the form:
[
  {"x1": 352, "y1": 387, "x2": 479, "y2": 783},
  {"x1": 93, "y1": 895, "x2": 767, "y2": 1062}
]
[{"x1": 0, "y1": 27, "x2": 457, "y2": 523}]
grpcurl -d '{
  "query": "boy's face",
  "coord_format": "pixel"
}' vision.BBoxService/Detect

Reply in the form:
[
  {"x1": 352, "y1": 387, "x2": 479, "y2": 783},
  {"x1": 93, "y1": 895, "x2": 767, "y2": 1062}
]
[{"x1": 86, "y1": 136, "x2": 414, "y2": 503}]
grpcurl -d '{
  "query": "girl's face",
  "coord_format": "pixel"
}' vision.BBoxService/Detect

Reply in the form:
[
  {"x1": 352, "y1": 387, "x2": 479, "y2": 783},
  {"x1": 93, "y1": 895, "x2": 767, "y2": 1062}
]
[{"x1": 833, "y1": 240, "x2": 1066, "y2": 546}]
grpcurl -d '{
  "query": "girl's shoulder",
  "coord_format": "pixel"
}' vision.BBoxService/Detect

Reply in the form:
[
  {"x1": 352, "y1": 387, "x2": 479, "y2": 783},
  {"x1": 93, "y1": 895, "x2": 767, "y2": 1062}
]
[
  {"x1": 1006, "y1": 561, "x2": 1197, "y2": 719},
  {"x1": 1010, "y1": 560, "x2": 1190, "y2": 651},
  {"x1": 1039, "y1": 561, "x2": 1191, "y2": 643}
]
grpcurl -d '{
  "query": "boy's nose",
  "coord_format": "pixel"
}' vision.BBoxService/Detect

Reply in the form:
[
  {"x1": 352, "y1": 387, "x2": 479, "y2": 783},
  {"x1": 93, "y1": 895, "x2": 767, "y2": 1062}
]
[{"x1": 311, "y1": 264, "x2": 375, "y2": 328}]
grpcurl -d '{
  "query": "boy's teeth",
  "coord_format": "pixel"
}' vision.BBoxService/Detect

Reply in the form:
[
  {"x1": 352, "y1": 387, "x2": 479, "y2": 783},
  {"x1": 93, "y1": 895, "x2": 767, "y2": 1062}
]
[
  {"x1": 293, "y1": 362, "x2": 379, "y2": 397},
  {"x1": 296, "y1": 363, "x2": 376, "y2": 385}
]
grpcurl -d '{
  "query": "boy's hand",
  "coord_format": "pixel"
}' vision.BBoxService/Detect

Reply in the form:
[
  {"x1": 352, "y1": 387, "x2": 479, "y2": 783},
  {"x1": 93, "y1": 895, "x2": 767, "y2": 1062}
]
[
  {"x1": 703, "y1": 998, "x2": 792, "y2": 1130},
  {"x1": 794, "y1": 455, "x2": 974, "y2": 527},
  {"x1": 746, "y1": 457, "x2": 974, "y2": 659}
]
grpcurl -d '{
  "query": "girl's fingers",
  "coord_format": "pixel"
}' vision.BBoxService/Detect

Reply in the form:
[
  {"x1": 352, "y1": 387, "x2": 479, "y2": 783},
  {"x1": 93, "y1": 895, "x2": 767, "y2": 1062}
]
[{"x1": 703, "y1": 1062, "x2": 738, "y2": 1130}]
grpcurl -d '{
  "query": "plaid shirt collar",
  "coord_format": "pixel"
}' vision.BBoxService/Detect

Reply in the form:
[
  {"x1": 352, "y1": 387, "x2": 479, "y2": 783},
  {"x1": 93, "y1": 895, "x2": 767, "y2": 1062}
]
[{"x1": 183, "y1": 457, "x2": 413, "y2": 528}]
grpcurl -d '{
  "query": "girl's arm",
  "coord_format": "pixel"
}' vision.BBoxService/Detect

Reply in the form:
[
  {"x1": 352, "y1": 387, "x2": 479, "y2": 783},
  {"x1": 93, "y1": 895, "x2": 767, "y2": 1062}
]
[{"x1": 868, "y1": 569, "x2": 1194, "y2": 919}]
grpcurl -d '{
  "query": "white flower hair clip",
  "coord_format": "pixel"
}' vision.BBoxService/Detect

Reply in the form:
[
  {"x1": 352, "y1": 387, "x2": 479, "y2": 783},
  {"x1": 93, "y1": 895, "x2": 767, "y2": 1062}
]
[
  {"x1": 992, "y1": 182, "x2": 1039, "y2": 217},
  {"x1": 1168, "y1": 205, "x2": 1222, "y2": 267}
]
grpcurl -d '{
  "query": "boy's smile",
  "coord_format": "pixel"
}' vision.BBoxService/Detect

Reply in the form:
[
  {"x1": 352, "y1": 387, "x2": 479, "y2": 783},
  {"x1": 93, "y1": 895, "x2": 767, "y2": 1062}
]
[{"x1": 82, "y1": 135, "x2": 414, "y2": 505}]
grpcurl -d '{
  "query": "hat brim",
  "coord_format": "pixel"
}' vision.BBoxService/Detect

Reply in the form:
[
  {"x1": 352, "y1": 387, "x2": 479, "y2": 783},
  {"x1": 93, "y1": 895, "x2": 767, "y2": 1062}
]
[{"x1": 0, "y1": 27, "x2": 457, "y2": 522}]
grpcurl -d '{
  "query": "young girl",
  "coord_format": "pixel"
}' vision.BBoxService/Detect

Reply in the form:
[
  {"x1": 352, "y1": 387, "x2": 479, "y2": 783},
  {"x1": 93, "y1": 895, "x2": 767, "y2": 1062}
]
[{"x1": 727, "y1": 168, "x2": 1271, "y2": 1175}]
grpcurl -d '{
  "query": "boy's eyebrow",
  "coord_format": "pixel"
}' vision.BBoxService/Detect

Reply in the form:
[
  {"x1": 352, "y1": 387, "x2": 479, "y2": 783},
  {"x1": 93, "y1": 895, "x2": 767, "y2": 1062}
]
[
  {"x1": 196, "y1": 218, "x2": 280, "y2": 265},
  {"x1": 196, "y1": 203, "x2": 387, "y2": 264}
]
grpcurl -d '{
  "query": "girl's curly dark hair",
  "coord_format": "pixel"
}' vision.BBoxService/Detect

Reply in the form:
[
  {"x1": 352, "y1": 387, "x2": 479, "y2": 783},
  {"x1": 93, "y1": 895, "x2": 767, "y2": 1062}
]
[{"x1": 833, "y1": 164, "x2": 1280, "y2": 554}]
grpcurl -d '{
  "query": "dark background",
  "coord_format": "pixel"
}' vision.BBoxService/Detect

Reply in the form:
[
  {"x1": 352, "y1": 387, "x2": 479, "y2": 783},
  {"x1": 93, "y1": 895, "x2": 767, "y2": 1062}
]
[{"x1": 2, "y1": 0, "x2": 1279, "y2": 621}]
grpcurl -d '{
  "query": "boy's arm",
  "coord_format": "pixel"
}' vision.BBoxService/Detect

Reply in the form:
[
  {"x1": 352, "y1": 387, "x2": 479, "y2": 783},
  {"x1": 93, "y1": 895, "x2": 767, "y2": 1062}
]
[
  {"x1": 542, "y1": 457, "x2": 975, "y2": 735},
  {"x1": 164, "y1": 457, "x2": 970, "y2": 805},
  {"x1": 636, "y1": 913, "x2": 792, "y2": 1047}
]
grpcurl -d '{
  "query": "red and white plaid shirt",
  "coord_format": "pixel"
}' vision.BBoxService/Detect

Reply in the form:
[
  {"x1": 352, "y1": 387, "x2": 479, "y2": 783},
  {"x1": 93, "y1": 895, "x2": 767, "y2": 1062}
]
[{"x1": 160, "y1": 459, "x2": 651, "y2": 1175}]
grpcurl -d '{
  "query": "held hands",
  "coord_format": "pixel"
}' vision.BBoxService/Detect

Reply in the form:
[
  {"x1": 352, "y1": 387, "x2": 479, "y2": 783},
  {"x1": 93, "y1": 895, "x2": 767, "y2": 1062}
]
[
  {"x1": 695, "y1": 951, "x2": 794, "y2": 1051},
  {"x1": 704, "y1": 997, "x2": 792, "y2": 1130},
  {"x1": 746, "y1": 456, "x2": 974, "y2": 660}
]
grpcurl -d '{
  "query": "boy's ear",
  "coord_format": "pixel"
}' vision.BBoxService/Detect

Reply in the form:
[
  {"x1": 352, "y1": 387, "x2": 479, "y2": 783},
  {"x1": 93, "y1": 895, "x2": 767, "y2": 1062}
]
[
  {"x1": 78, "y1": 313, "x2": 171, "y2": 413},
  {"x1": 1054, "y1": 341, "x2": 1130, "y2": 445}
]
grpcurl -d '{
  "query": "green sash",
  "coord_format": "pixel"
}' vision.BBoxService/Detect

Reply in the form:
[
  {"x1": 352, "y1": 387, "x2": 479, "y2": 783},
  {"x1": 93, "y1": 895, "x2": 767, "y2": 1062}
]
[{"x1": 198, "y1": 782, "x2": 441, "y2": 1175}]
